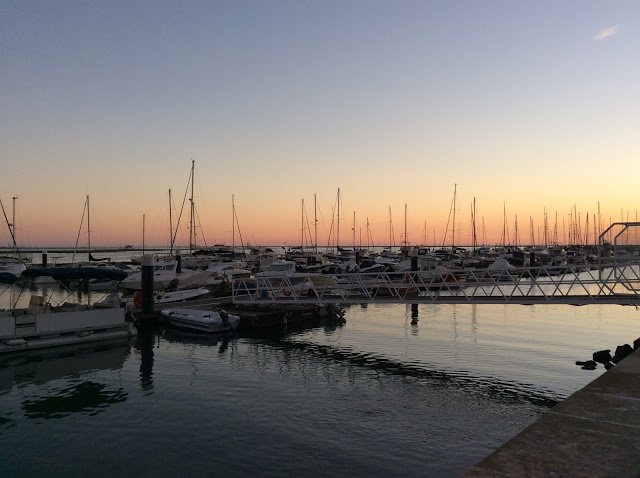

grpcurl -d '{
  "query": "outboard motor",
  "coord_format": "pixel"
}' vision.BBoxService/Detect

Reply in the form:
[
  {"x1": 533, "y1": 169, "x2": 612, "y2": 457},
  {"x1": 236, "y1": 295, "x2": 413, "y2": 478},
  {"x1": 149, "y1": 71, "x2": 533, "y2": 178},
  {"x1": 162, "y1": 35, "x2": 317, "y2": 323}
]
[
  {"x1": 220, "y1": 309, "x2": 229, "y2": 327},
  {"x1": 167, "y1": 279, "x2": 179, "y2": 291}
]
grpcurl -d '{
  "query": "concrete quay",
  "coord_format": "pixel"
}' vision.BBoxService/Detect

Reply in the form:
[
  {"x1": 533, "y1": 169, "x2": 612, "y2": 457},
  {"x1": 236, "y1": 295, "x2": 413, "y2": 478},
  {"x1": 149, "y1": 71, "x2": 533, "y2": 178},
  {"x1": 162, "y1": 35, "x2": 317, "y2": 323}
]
[{"x1": 464, "y1": 347, "x2": 640, "y2": 477}]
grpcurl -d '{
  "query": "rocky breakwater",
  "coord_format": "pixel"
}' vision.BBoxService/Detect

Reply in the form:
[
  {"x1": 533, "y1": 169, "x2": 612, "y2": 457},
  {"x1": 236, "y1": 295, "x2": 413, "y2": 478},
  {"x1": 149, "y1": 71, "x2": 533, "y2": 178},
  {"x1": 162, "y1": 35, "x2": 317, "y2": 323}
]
[{"x1": 576, "y1": 337, "x2": 640, "y2": 370}]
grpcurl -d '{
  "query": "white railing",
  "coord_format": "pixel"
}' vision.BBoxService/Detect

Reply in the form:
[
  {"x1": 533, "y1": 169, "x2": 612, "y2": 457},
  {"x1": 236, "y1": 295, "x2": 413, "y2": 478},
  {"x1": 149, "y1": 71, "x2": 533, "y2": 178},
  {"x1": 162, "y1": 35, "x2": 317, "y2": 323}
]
[{"x1": 231, "y1": 259, "x2": 640, "y2": 306}]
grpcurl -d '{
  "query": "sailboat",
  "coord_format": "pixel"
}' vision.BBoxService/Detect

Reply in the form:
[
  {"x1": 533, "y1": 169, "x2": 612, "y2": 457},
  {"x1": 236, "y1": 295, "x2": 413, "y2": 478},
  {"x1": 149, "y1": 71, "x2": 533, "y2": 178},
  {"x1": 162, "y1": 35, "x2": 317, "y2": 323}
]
[
  {"x1": 400, "y1": 203, "x2": 410, "y2": 256},
  {"x1": 122, "y1": 164, "x2": 215, "y2": 291},
  {"x1": 82, "y1": 196, "x2": 110, "y2": 263},
  {"x1": 0, "y1": 198, "x2": 27, "y2": 283},
  {"x1": 23, "y1": 196, "x2": 129, "y2": 284}
]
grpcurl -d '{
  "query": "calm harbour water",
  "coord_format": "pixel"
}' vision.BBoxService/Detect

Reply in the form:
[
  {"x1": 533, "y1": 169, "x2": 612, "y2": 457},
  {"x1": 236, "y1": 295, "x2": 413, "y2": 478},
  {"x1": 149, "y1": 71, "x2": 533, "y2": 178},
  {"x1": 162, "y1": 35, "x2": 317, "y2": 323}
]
[{"x1": 1, "y1": 299, "x2": 639, "y2": 477}]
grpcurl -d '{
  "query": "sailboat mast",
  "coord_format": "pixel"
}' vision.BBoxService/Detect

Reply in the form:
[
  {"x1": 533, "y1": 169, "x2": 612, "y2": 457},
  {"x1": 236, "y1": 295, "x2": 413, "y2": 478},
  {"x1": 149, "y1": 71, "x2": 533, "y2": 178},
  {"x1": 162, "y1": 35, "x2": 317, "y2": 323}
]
[
  {"x1": 0, "y1": 199, "x2": 21, "y2": 261},
  {"x1": 232, "y1": 194, "x2": 235, "y2": 257},
  {"x1": 169, "y1": 189, "x2": 173, "y2": 255},
  {"x1": 423, "y1": 220, "x2": 427, "y2": 246},
  {"x1": 336, "y1": 187, "x2": 340, "y2": 251},
  {"x1": 502, "y1": 202, "x2": 506, "y2": 247},
  {"x1": 585, "y1": 212, "x2": 590, "y2": 247},
  {"x1": 389, "y1": 205, "x2": 392, "y2": 250},
  {"x1": 529, "y1": 216, "x2": 534, "y2": 247},
  {"x1": 301, "y1": 198, "x2": 305, "y2": 250},
  {"x1": 314, "y1": 194, "x2": 318, "y2": 253},
  {"x1": 472, "y1": 197, "x2": 477, "y2": 251},
  {"x1": 482, "y1": 216, "x2": 486, "y2": 246},
  {"x1": 142, "y1": 213, "x2": 146, "y2": 254},
  {"x1": 189, "y1": 160, "x2": 195, "y2": 254},
  {"x1": 352, "y1": 211, "x2": 356, "y2": 250},
  {"x1": 86, "y1": 195, "x2": 91, "y2": 261},
  {"x1": 11, "y1": 196, "x2": 17, "y2": 246},
  {"x1": 597, "y1": 201, "x2": 602, "y2": 243},
  {"x1": 452, "y1": 184, "x2": 457, "y2": 251},
  {"x1": 404, "y1": 203, "x2": 407, "y2": 251}
]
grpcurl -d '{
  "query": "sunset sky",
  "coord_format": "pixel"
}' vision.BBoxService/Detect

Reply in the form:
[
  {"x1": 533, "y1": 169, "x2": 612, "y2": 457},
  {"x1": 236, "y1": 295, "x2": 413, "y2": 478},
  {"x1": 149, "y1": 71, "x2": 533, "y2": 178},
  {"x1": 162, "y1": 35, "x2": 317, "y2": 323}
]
[{"x1": 2, "y1": 1, "x2": 639, "y2": 248}]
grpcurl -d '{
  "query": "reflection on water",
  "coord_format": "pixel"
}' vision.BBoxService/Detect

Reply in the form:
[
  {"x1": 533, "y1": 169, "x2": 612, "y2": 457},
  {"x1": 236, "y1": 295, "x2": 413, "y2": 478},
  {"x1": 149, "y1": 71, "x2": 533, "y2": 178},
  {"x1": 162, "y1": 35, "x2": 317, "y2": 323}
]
[
  {"x1": 0, "y1": 341, "x2": 132, "y2": 392},
  {"x1": 0, "y1": 340, "x2": 132, "y2": 423},
  {"x1": 471, "y1": 303, "x2": 478, "y2": 339},
  {"x1": 134, "y1": 331, "x2": 155, "y2": 393},
  {"x1": 22, "y1": 381, "x2": 127, "y2": 419},
  {"x1": 273, "y1": 334, "x2": 559, "y2": 407},
  {"x1": 162, "y1": 327, "x2": 233, "y2": 351}
]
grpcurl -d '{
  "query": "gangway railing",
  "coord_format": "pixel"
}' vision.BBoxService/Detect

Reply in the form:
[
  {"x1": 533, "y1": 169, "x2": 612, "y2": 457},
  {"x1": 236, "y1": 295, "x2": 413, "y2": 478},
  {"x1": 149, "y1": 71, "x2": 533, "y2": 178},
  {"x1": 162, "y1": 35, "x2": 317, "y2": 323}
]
[
  {"x1": 232, "y1": 222, "x2": 640, "y2": 306},
  {"x1": 232, "y1": 258, "x2": 640, "y2": 306},
  {"x1": 599, "y1": 222, "x2": 640, "y2": 293}
]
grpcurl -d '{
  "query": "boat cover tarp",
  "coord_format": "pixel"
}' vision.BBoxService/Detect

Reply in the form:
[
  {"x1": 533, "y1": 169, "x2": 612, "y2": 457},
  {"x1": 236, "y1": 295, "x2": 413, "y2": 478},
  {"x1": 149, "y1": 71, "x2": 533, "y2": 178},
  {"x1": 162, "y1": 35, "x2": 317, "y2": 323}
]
[
  {"x1": 22, "y1": 267, "x2": 128, "y2": 281},
  {"x1": 0, "y1": 272, "x2": 20, "y2": 284}
]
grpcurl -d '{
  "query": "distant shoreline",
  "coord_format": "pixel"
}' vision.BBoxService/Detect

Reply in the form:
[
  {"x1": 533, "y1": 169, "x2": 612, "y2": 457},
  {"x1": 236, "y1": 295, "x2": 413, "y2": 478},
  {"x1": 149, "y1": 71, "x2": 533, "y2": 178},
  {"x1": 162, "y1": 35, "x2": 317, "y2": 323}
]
[{"x1": 0, "y1": 247, "x2": 168, "y2": 254}]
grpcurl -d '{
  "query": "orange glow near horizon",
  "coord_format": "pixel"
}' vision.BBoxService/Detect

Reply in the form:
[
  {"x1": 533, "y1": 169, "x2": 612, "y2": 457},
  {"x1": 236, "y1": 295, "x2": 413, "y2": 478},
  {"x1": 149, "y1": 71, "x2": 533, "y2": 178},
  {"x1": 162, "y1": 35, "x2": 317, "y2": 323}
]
[{"x1": 3, "y1": 186, "x2": 637, "y2": 249}]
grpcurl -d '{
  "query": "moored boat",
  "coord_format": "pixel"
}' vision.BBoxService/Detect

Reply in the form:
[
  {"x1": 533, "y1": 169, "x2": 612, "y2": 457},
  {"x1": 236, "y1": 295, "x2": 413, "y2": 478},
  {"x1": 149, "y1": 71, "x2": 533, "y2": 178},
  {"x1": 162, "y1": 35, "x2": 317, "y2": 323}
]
[
  {"x1": 0, "y1": 259, "x2": 27, "y2": 283},
  {"x1": 160, "y1": 308, "x2": 240, "y2": 333},
  {"x1": 119, "y1": 255, "x2": 202, "y2": 290},
  {"x1": 0, "y1": 296, "x2": 137, "y2": 354}
]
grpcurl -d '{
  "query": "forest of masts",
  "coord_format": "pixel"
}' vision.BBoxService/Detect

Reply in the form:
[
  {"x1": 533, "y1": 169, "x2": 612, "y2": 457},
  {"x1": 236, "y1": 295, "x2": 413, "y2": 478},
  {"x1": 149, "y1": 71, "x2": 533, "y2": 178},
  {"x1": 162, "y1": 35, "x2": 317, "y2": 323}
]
[
  {"x1": 3, "y1": 169, "x2": 637, "y2": 252},
  {"x1": 291, "y1": 187, "x2": 638, "y2": 253},
  {"x1": 144, "y1": 166, "x2": 640, "y2": 253}
]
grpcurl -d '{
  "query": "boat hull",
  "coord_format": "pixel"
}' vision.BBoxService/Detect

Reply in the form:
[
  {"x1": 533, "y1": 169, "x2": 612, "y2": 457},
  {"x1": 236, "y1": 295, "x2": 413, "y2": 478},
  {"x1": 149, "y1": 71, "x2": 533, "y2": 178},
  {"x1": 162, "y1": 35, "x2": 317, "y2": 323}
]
[{"x1": 161, "y1": 308, "x2": 240, "y2": 333}]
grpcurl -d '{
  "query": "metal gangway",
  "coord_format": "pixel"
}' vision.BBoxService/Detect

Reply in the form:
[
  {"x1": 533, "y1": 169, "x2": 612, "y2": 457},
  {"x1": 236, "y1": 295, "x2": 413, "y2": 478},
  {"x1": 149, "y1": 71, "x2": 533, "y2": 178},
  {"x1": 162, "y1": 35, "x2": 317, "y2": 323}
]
[{"x1": 232, "y1": 222, "x2": 640, "y2": 306}]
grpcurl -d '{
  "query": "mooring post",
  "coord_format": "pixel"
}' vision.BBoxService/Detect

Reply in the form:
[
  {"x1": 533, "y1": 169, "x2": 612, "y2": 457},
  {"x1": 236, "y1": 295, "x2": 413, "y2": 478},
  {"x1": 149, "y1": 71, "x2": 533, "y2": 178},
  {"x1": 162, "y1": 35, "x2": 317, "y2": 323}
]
[
  {"x1": 141, "y1": 254, "x2": 155, "y2": 319},
  {"x1": 410, "y1": 247, "x2": 419, "y2": 324},
  {"x1": 42, "y1": 250, "x2": 48, "y2": 267},
  {"x1": 175, "y1": 249, "x2": 182, "y2": 274},
  {"x1": 410, "y1": 246, "x2": 418, "y2": 273}
]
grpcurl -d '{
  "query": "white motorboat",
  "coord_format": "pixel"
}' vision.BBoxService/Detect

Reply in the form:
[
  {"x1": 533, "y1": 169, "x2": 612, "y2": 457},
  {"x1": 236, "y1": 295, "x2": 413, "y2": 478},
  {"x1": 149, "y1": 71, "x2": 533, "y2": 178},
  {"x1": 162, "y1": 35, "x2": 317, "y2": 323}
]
[
  {"x1": 122, "y1": 286, "x2": 212, "y2": 313},
  {"x1": 153, "y1": 287, "x2": 211, "y2": 304},
  {"x1": 206, "y1": 262, "x2": 253, "y2": 281},
  {"x1": 0, "y1": 258, "x2": 27, "y2": 281},
  {"x1": 160, "y1": 308, "x2": 240, "y2": 333},
  {"x1": 119, "y1": 255, "x2": 202, "y2": 290},
  {"x1": 255, "y1": 259, "x2": 297, "y2": 277}
]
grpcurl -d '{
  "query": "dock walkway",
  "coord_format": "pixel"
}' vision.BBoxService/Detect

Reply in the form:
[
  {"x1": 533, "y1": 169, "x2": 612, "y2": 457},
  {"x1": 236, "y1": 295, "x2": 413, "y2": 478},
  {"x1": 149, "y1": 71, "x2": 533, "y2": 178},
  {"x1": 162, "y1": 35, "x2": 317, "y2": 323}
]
[{"x1": 464, "y1": 347, "x2": 640, "y2": 477}]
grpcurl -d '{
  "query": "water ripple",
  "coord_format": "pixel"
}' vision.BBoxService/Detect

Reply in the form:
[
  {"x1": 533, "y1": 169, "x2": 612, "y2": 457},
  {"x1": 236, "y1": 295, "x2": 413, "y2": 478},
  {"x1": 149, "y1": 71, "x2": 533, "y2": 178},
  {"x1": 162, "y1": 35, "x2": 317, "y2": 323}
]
[
  {"x1": 21, "y1": 381, "x2": 128, "y2": 419},
  {"x1": 272, "y1": 338, "x2": 562, "y2": 407}
]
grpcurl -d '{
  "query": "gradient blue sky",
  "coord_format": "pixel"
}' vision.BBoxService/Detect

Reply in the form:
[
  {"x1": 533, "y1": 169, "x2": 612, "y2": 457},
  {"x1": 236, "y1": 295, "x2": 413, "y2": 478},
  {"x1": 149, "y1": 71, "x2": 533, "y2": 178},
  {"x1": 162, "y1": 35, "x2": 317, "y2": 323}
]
[{"x1": 1, "y1": 1, "x2": 639, "y2": 247}]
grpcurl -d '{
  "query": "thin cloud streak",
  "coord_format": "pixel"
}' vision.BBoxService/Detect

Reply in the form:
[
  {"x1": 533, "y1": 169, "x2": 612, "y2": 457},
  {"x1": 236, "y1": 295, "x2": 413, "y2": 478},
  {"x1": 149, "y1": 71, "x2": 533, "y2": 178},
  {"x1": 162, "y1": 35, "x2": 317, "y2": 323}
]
[{"x1": 594, "y1": 25, "x2": 619, "y2": 40}]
